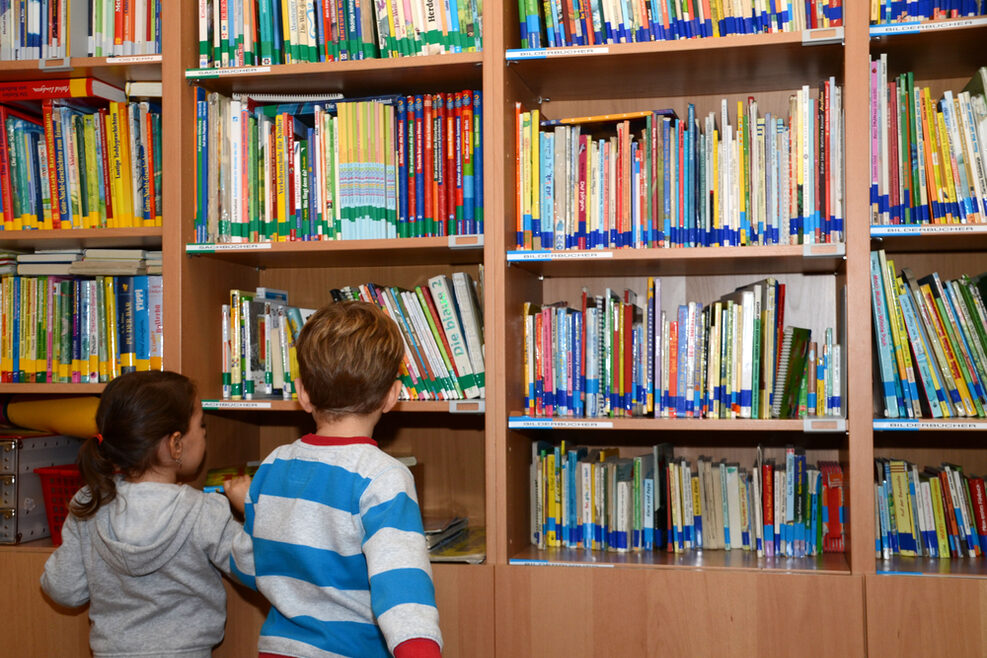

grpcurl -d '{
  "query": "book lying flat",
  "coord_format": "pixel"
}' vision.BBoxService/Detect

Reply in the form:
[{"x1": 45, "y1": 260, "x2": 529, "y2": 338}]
[{"x1": 429, "y1": 526, "x2": 485, "y2": 564}]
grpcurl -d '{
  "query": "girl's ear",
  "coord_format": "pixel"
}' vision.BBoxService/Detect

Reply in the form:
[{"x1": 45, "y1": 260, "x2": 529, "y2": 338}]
[{"x1": 167, "y1": 431, "x2": 183, "y2": 460}]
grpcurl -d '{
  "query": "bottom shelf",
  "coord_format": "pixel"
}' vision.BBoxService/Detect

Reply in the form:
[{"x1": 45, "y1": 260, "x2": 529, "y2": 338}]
[
  {"x1": 509, "y1": 546, "x2": 851, "y2": 574},
  {"x1": 876, "y1": 556, "x2": 987, "y2": 579}
]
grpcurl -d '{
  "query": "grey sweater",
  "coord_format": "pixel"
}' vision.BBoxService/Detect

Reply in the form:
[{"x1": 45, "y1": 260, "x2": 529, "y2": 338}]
[{"x1": 41, "y1": 480, "x2": 244, "y2": 658}]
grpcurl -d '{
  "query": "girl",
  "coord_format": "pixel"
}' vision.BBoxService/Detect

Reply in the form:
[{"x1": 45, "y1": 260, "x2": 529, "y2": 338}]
[{"x1": 41, "y1": 371, "x2": 249, "y2": 658}]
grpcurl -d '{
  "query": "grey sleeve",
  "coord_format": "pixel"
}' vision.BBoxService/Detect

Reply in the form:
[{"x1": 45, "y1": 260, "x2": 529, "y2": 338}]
[
  {"x1": 40, "y1": 515, "x2": 90, "y2": 608},
  {"x1": 195, "y1": 492, "x2": 246, "y2": 575}
]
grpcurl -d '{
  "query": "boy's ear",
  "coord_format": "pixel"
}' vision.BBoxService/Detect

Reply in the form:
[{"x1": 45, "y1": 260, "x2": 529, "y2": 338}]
[
  {"x1": 296, "y1": 379, "x2": 314, "y2": 413},
  {"x1": 381, "y1": 379, "x2": 402, "y2": 414}
]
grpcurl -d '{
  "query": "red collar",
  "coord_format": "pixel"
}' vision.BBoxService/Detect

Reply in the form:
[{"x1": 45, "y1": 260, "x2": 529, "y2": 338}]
[{"x1": 300, "y1": 434, "x2": 378, "y2": 447}]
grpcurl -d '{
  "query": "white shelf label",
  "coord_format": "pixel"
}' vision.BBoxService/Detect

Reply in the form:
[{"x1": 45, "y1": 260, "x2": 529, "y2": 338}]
[
  {"x1": 803, "y1": 417, "x2": 846, "y2": 433},
  {"x1": 186, "y1": 242, "x2": 273, "y2": 253},
  {"x1": 802, "y1": 242, "x2": 846, "y2": 258},
  {"x1": 870, "y1": 224, "x2": 987, "y2": 237},
  {"x1": 507, "y1": 250, "x2": 614, "y2": 262},
  {"x1": 106, "y1": 54, "x2": 162, "y2": 64},
  {"x1": 869, "y1": 16, "x2": 987, "y2": 36},
  {"x1": 874, "y1": 419, "x2": 987, "y2": 431},
  {"x1": 802, "y1": 27, "x2": 844, "y2": 45},
  {"x1": 201, "y1": 400, "x2": 273, "y2": 410},
  {"x1": 448, "y1": 234, "x2": 484, "y2": 249},
  {"x1": 449, "y1": 400, "x2": 485, "y2": 414},
  {"x1": 186, "y1": 66, "x2": 271, "y2": 78},
  {"x1": 508, "y1": 417, "x2": 614, "y2": 429},
  {"x1": 506, "y1": 46, "x2": 609, "y2": 60},
  {"x1": 509, "y1": 559, "x2": 615, "y2": 568}
]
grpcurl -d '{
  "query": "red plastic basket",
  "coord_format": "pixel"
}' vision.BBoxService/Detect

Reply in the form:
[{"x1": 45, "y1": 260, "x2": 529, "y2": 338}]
[{"x1": 34, "y1": 464, "x2": 83, "y2": 546}]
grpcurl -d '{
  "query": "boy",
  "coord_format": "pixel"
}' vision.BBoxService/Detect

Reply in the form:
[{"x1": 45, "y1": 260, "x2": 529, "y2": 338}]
[{"x1": 227, "y1": 301, "x2": 442, "y2": 658}]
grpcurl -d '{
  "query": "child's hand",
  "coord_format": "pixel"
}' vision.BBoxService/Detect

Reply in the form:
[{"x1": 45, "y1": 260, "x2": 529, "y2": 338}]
[{"x1": 223, "y1": 474, "x2": 251, "y2": 515}]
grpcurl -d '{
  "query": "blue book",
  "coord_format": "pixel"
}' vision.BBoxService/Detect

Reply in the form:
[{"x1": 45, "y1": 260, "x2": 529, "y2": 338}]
[
  {"x1": 473, "y1": 91, "x2": 483, "y2": 233},
  {"x1": 675, "y1": 305, "x2": 688, "y2": 416},
  {"x1": 133, "y1": 276, "x2": 150, "y2": 371}
]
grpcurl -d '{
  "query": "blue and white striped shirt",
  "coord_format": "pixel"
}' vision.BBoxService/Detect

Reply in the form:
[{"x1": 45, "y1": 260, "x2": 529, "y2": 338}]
[{"x1": 231, "y1": 435, "x2": 442, "y2": 657}]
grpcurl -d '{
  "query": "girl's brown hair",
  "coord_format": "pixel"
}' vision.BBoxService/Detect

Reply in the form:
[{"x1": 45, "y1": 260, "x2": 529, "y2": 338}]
[{"x1": 71, "y1": 371, "x2": 198, "y2": 518}]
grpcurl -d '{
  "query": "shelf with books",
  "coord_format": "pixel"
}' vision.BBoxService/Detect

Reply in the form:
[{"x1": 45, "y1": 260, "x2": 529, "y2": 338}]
[
  {"x1": 0, "y1": 57, "x2": 162, "y2": 86},
  {"x1": 202, "y1": 399, "x2": 484, "y2": 413},
  {"x1": 868, "y1": 18, "x2": 987, "y2": 81},
  {"x1": 0, "y1": 227, "x2": 163, "y2": 250},
  {"x1": 874, "y1": 418, "x2": 987, "y2": 431},
  {"x1": 503, "y1": 31, "x2": 845, "y2": 101},
  {"x1": 508, "y1": 415, "x2": 821, "y2": 432},
  {"x1": 185, "y1": 236, "x2": 483, "y2": 269},
  {"x1": 0, "y1": 382, "x2": 105, "y2": 393},
  {"x1": 184, "y1": 52, "x2": 484, "y2": 96},
  {"x1": 876, "y1": 555, "x2": 987, "y2": 578}
]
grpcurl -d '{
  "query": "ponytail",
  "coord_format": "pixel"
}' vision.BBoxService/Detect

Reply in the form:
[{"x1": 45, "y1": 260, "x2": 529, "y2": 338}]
[{"x1": 71, "y1": 436, "x2": 119, "y2": 519}]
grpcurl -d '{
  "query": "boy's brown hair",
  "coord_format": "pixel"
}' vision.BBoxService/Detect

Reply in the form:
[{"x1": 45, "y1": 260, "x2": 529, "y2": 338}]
[{"x1": 295, "y1": 300, "x2": 404, "y2": 421}]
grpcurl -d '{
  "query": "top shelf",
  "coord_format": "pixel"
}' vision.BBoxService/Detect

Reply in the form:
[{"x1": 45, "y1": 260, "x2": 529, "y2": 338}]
[
  {"x1": 0, "y1": 55, "x2": 162, "y2": 86},
  {"x1": 185, "y1": 52, "x2": 483, "y2": 96},
  {"x1": 0, "y1": 227, "x2": 163, "y2": 251},
  {"x1": 868, "y1": 17, "x2": 987, "y2": 81},
  {"x1": 870, "y1": 225, "x2": 987, "y2": 253},
  {"x1": 504, "y1": 31, "x2": 845, "y2": 102}
]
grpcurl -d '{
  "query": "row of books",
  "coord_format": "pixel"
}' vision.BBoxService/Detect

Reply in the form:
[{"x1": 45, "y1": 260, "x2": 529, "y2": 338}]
[
  {"x1": 875, "y1": 458, "x2": 987, "y2": 560},
  {"x1": 11, "y1": 248, "x2": 161, "y2": 276},
  {"x1": 0, "y1": 94, "x2": 162, "y2": 230},
  {"x1": 517, "y1": 0, "x2": 844, "y2": 49},
  {"x1": 0, "y1": 0, "x2": 160, "y2": 60},
  {"x1": 0, "y1": 274, "x2": 163, "y2": 383},
  {"x1": 515, "y1": 84, "x2": 844, "y2": 251},
  {"x1": 870, "y1": 251, "x2": 987, "y2": 419},
  {"x1": 196, "y1": 0, "x2": 482, "y2": 69},
  {"x1": 870, "y1": 59, "x2": 987, "y2": 226},
  {"x1": 222, "y1": 271, "x2": 485, "y2": 401},
  {"x1": 531, "y1": 442, "x2": 845, "y2": 557},
  {"x1": 194, "y1": 90, "x2": 482, "y2": 243},
  {"x1": 522, "y1": 278, "x2": 841, "y2": 419},
  {"x1": 869, "y1": 1, "x2": 985, "y2": 23}
]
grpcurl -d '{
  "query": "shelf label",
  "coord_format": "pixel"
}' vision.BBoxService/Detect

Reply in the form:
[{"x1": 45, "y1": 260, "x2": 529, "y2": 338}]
[
  {"x1": 802, "y1": 27, "x2": 844, "y2": 45},
  {"x1": 509, "y1": 559, "x2": 615, "y2": 568},
  {"x1": 38, "y1": 57, "x2": 71, "y2": 71},
  {"x1": 803, "y1": 417, "x2": 846, "y2": 433},
  {"x1": 186, "y1": 242, "x2": 273, "y2": 253},
  {"x1": 449, "y1": 400, "x2": 485, "y2": 414},
  {"x1": 802, "y1": 242, "x2": 846, "y2": 258},
  {"x1": 507, "y1": 250, "x2": 614, "y2": 262},
  {"x1": 506, "y1": 46, "x2": 609, "y2": 60},
  {"x1": 107, "y1": 54, "x2": 162, "y2": 64},
  {"x1": 186, "y1": 66, "x2": 272, "y2": 78},
  {"x1": 870, "y1": 224, "x2": 987, "y2": 237},
  {"x1": 201, "y1": 400, "x2": 273, "y2": 410},
  {"x1": 508, "y1": 417, "x2": 614, "y2": 429},
  {"x1": 869, "y1": 16, "x2": 987, "y2": 36},
  {"x1": 874, "y1": 419, "x2": 987, "y2": 431},
  {"x1": 448, "y1": 234, "x2": 484, "y2": 249}
]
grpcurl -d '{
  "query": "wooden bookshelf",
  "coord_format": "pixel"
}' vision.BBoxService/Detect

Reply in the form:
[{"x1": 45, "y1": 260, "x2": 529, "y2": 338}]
[
  {"x1": 0, "y1": 55, "x2": 162, "y2": 86},
  {"x1": 0, "y1": 226, "x2": 163, "y2": 250}
]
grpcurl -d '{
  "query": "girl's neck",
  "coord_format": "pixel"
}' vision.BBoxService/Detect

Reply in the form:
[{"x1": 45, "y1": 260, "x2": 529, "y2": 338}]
[{"x1": 127, "y1": 465, "x2": 179, "y2": 484}]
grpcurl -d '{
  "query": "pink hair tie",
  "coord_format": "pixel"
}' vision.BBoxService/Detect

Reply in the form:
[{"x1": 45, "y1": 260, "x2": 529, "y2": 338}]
[{"x1": 95, "y1": 433, "x2": 104, "y2": 444}]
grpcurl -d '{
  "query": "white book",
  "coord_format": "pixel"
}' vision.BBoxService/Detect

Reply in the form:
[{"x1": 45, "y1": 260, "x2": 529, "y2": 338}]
[
  {"x1": 428, "y1": 275, "x2": 478, "y2": 398},
  {"x1": 680, "y1": 460, "x2": 693, "y2": 549},
  {"x1": 452, "y1": 271, "x2": 485, "y2": 396},
  {"x1": 725, "y1": 463, "x2": 742, "y2": 551},
  {"x1": 402, "y1": 289, "x2": 454, "y2": 399}
]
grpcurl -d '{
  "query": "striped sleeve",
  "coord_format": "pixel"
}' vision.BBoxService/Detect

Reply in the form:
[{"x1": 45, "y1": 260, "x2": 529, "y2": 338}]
[{"x1": 361, "y1": 465, "x2": 442, "y2": 654}]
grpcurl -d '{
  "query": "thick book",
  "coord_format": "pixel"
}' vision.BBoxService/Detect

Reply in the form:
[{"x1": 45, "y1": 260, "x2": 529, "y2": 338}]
[{"x1": 0, "y1": 78, "x2": 126, "y2": 104}]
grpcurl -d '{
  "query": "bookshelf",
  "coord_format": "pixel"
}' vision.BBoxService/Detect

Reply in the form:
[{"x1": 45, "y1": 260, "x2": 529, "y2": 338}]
[{"x1": 4, "y1": 0, "x2": 987, "y2": 656}]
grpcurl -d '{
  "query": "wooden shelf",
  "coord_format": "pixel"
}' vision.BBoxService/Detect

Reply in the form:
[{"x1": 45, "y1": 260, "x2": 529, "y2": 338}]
[
  {"x1": 508, "y1": 415, "x2": 846, "y2": 432},
  {"x1": 505, "y1": 31, "x2": 845, "y2": 101},
  {"x1": 870, "y1": 225, "x2": 987, "y2": 253},
  {"x1": 185, "y1": 235, "x2": 484, "y2": 268},
  {"x1": 184, "y1": 52, "x2": 483, "y2": 96},
  {"x1": 873, "y1": 418, "x2": 987, "y2": 431},
  {"x1": 0, "y1": 55, "x2": 162, "y2": 85},
  {"x1": 869, "y1": 17, "x2": 987, "y2": 80},
  {"x1": 506, "y1": 244, "x2": 846, "y2": 277},
  {"x1": 0, "y1": 537, "x2": 57, "y2": 554},
  {"x1": 202, "y1": 399, "x2": 485, "y2": 413},
  {"x1": 0, "y1": 383, "x2": 105, "y2": 393},
  {"x1": 509, "y1": 545, "x2": 852, "y2": 574},
  {"x1": 877, "y1": 556, "x2": 987, "y2": 579},
  {"x1": 0, "y1": 227, "x2": 163, "y2": 250}
]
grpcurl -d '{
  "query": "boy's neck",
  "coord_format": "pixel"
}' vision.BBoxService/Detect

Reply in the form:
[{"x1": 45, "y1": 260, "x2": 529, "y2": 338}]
[{"x1": 313, "y1": 411, "x2": 381, "y2": 439}]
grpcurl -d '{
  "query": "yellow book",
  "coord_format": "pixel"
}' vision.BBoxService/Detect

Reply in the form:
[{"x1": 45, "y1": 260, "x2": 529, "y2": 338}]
[
  {"x1": 918, "y1": 282, "x2": 976, "y2": 416},
  {"x1": 107, "y1": 105, "x2": 124, "y2": 229},
  {"x1": 922, "y1": 89, "x2": 947, "y2": 224},
  {"x1": 880, "y1": 253, "x2": 917, "y2": 418},
  {"x1": 737, "y1": 101, "x2": 746, "y2": 244},
  {"x1": 530, "y1": 108, "x2": 540, "y2": 251},
  {"x1": 668, "y1": 461, "x2": 681, "y2": 553},
  {"x1": 890, "y1": 460, "x2": 917, "y2": 557},
  {"x1": 118, "y1": 103, "x2": 135, "y2": 228},
  {"x1": 20, "y1": 278, "x2": 36, "y2": 384},
  {"x1": 275, "y1": 113, "x2": 287, "y2": 241},
  {"x1": 691, "y1": 471, "x2": 702, "y2": 543},
  {"x1": 0, "y1": 277, "x2": 11, "y2": 381},
  {"x1": 83, "y1": 115, "x2": 100, "y2": 228},
  {"x1": 928, "y1": 476, "x2": 951, "y2": 558},
  {"x1": 229, "y1": 289, "x2": 242, "y2": 399},
  {"x1": 709, "y1": 0, "x2": 721, "y2": 37},
  {"x1": 935, "y1": 109, "x2": 959, "y2": 224},
  {"x1": 546, "y1": 451, "x2": 558, "y2": 547},
  {"x1": 712, "y1": 127, "x2": 720, "y2": 242},
  {"x1": 34, "y1": 277, "x2": 47, "y2": 382},
  {"x1": 103, "y1": 276, "x2": 119, "y2": 380},
  {"x1": 88, "y1": 282, "x2": 100, "y2": 381}
]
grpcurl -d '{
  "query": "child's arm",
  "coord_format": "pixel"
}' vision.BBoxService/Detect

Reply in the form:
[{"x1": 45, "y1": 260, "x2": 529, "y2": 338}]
[
  {"x1": 223, "y1": 474, "x2": 252, "y2": 516},
  {"x1": 197, "y1": 489, "x2": 254, "y2": 588},
  {"x1": 361, "y1": 465, "x2": 443, "y2": 657},
  {"x1": 39, "y1": 515, "x2": 90, "y2": 608}
]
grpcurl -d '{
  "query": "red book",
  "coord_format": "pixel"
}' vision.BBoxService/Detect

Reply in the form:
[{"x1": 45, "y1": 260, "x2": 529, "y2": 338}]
[
  {"x1": 667, "y1": 321, "x2": 678, "y2": 419},
  {"x1": 0, "y1": 105, "x2": 16, "y2": 230},
  {"x1": 115, "y1": 0, "x2": 125, "y2": 52},
  {"x1": 417, "y1": 285, "x2": 462, "y2": 387},
  {"x1": 762, "y1": 461, "x2": 774, "y2": 555},
  {"x1": 433, "y1": 94, "x2": 447, "y2": 238},
  {"x1": 936, "y1": 468, "x2": 961, "y2": 557},
  {"x1": 622, "y1": 290, "x2": 633, "y2": 415},
  {"x1": 533, "y1": 309, "x2": 544, "y2": 416},
  {"x1": 541, "y1": 307, "x2": 554, "y2": 416},
  {"x1": 453, "y1": 92, "x2": 464, "y2": 233},
  {"x1": 830, "y1": 0, "x2": 842, "y2": 26},
  {"x1": 406, "y1": 97, "x2": 417, "y2": 237},
  {"x1": 0, "y1": 78, "x2": 126, "y2": 104},
  {"x1": 823, "y1": 80, "x2": 832, "y2": 236},
  {"x1": 414, "y1": 96, "x2": 425, "y2": 236},
  {"x1": 423, "y1": 95, "x2": 434, "y2": 236},
  {"x1": 665, "y1": 463, "x2": 673, "y2": 551},
  {"x1": 577, "y1": 133, "x2": 588, "y2": 249},
  {"x1": 323, "y1": 0, "x2": 335, "y2": 59},
  {"x1": 460, "y1": 90, "x2": 473, "y2": 236},
  {"x1": 969, "y1": 476, "x2": 987, "y2": 551},
  {"x1": 40, "y1": 101, "x2": 62, "y2": 229},
  {"x1": 98, "y1": 108, "x2": 115, "y2": 226}
]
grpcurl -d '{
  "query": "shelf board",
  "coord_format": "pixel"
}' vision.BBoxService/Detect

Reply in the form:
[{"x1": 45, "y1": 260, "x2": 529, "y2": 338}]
[
  {"x1": 870, "y1": 224, "x2": 987, "y2": 253},
  {"x1": 877, "y1": 555, "x2": 987, "y2": 579},
  {"x1": 505, "y1": 31, "x2": 844, "y2": 101},
  {"x1": 868, "y1": 17, "x2": 987, "y2": 80},
  {"x1": 202, "y1": 399, "x2": 484, "y2": 413},
  {"x1": 873, "y1": 418, "x2": 987, "y2": 431},
  {"x1": 185, "y1": 52, "x2": 483, "y2": 96},
  {"x1": 509, "y1": 415, "x2": 810, "y2": 431},
  {"x1": 506, "y1": 243, "x2": 845, "y2": 277},
  {"x1": 510, "y1": 545, "x2": 851, "y2": 574},
  {"x1": 185, "y1": 235, "x2": 483, "y2": 268},
  {"x1": 0, "y1": 383, "x2": 104, "y2": 393},
  {"x1": 0, "y1": 55, "x2": 162, "y2": 85},
  {"x1": 0, "y1": 537, "x2": 57, "y2": 554},
  {"x1": 0, "y1": 226, "x2": 163, "y2": 250}
]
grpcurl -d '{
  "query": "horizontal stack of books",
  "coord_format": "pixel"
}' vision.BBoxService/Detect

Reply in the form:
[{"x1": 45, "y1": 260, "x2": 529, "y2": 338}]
[
  {"x1": 15, "y1": 248, "x2": 159, "y2": 276},
  {"x1": 523, "y1": 277, "x2": 841, "y2": 419},
  {"x1": 194, "y1": 90, "x2": 482, "y2": 243},
  {"x1": 531, "y1": 442, "x2": 845, "y2": 556}
]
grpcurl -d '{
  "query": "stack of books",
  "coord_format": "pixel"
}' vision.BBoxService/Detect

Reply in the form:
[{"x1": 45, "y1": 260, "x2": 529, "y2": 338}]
[
  {"x1": 523, "y1": 277, "x2": 842, "y2": 420},
  {"x1": 870, "y1": 1, "x2": 985, "y2": 24},
  {"x1": 875, "y1": 457, "x2": 987, "y2": 560},
  {"x1": 531, "y1": 442, "x2": 845, "y2": 557},
  {"x1": 870, "y1": 251, "x2": 987, "y2": 419},
  {"x1": 69, "y1": 248, "x2": 150, "y2": 276},
  {"x1": 15, "y1": 249, "x2": 82, "y2": 276}
]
